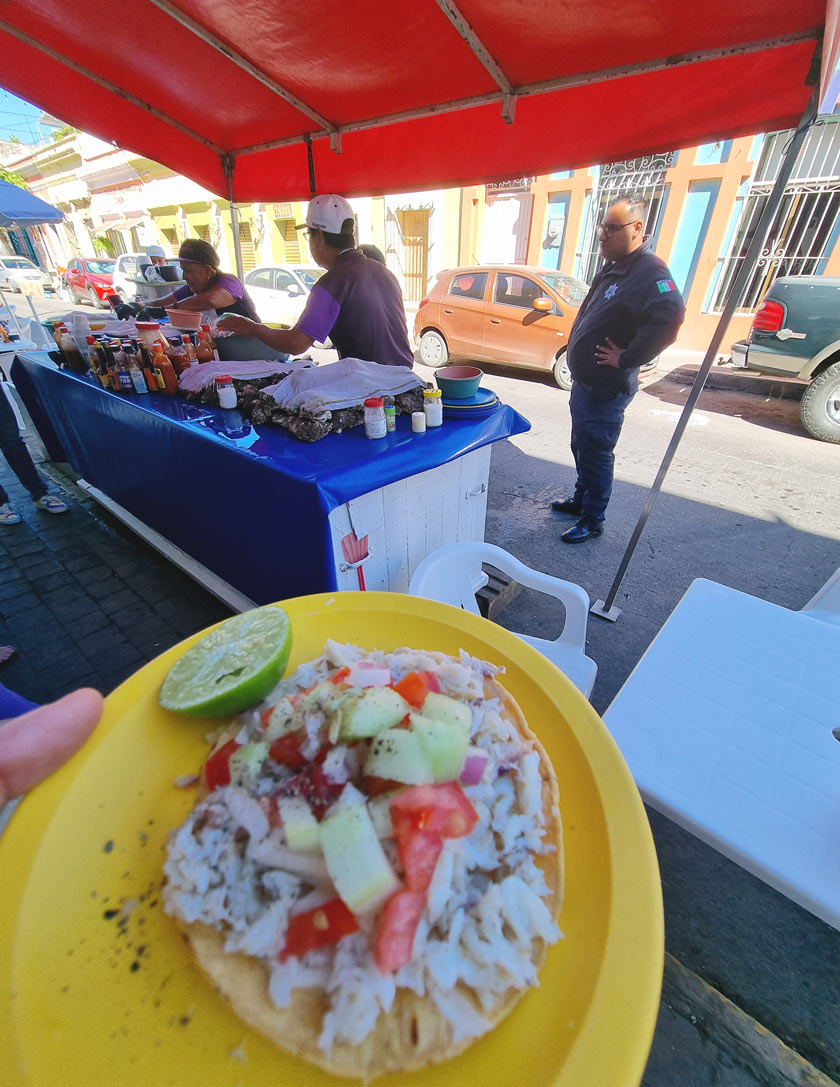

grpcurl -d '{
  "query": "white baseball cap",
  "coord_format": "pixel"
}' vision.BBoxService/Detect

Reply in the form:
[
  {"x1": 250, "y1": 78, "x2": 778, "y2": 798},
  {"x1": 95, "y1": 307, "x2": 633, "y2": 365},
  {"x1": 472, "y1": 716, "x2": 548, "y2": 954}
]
[{"x1": 297, "y1": 194, "x2": 355, "y2": 234}]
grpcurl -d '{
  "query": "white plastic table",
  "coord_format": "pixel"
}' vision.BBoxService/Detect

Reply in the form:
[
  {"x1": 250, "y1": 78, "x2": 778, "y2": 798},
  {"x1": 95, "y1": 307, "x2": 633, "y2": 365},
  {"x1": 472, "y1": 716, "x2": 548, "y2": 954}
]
[{"x1": 603, "y1": 578, "x2": 840, "y2": 929}]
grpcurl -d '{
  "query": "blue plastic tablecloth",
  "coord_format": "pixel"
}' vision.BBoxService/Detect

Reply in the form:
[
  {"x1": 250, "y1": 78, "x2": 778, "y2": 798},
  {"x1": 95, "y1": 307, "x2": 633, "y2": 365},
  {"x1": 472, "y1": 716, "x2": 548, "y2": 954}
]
[{"x1": 11, "y1": 354, "x2": 529, "y2": 604}]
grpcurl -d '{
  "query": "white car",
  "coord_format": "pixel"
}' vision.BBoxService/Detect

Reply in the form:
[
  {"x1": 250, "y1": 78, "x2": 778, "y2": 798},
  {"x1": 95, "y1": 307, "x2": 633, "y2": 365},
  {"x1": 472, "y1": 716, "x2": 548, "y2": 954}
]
[
  {"x1": 244, "y1": 264, "x2": 325, "y2": 327},
  {"x1": 0, "y1": 255, "x2": 52, "y2": 294}
]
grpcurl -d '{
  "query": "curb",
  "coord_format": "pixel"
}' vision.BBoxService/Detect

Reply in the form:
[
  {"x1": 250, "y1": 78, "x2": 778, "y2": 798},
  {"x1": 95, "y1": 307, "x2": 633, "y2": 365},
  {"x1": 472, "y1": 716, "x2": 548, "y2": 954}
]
[{"x1": 663, "y1": 954, "x2": 838, "y2": 1087}]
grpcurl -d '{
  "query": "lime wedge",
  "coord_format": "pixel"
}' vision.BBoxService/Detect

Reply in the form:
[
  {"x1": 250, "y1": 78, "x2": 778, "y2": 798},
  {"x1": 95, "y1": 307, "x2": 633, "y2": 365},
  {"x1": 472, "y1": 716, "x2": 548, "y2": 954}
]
[{"x1": 159, "y1": 605, "x2": 292, "y2": 716}]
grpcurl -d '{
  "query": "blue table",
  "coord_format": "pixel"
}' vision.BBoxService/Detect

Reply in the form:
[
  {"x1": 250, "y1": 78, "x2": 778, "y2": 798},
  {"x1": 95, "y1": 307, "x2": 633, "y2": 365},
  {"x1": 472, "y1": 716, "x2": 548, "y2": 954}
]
[{"x1": 11, "y1": 353, "x2": 529, "y2": 605}]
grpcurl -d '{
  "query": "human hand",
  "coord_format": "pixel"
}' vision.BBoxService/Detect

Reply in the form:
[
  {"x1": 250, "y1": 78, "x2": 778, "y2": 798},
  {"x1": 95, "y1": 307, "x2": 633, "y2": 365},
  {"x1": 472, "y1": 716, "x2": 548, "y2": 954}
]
[
  {"x1": 216, "y1": 314, "x2": 256, "y2": 336},
  {"x1": 595, "y1": 337, "x2": 622, "y2": 367},
  {"x1": 0, "y1": 689, "x2": 104, "y2": 806}
]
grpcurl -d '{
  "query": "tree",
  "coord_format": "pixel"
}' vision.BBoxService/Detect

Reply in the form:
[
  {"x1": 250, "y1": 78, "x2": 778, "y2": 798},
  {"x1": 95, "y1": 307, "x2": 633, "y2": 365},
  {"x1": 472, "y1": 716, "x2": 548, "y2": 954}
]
[{"x1": 0, "y1": 165, "x2": 27, "y2": 188}]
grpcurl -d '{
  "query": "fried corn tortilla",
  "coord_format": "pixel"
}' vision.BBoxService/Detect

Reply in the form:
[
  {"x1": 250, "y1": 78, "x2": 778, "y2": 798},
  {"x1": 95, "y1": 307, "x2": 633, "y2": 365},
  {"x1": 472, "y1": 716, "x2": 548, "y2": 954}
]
[{"x1": 166, "y1": 649, "x2": 563, "y2": 1080}]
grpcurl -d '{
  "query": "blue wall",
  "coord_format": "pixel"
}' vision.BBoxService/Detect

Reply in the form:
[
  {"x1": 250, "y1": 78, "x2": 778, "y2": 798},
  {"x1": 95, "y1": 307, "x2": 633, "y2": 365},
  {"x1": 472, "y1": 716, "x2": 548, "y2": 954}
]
[{"x1": 669, "y1": 181, "x2": 720, "y2": 298}]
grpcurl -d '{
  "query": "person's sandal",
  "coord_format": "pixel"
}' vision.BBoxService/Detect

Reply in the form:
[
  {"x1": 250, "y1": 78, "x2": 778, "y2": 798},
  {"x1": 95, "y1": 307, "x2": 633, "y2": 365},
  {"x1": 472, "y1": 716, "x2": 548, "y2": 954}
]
[
  {"x1": 0, "y1": 503, "x2": 21, "y2": 525},
  {"x1": 33, "y1": 495, "x2": 69, "y2": 514}
]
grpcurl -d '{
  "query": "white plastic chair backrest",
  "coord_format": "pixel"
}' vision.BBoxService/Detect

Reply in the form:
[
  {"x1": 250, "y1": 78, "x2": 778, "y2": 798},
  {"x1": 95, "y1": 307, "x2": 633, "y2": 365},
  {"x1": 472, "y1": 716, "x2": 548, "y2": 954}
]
[{"x1": 409, "y1": 541, "x2": 590, "y2": 650}]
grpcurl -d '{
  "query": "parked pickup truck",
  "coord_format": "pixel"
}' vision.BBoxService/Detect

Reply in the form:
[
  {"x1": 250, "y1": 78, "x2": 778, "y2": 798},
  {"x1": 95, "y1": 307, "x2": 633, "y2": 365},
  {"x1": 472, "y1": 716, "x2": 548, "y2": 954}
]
[{"x1": 730, "y1": 275, "x2": 840, "y2": 443}]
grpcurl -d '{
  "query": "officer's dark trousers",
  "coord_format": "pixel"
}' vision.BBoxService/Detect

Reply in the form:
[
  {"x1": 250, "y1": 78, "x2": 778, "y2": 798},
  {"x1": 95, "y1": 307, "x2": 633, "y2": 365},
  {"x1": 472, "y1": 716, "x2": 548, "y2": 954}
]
[
  {"x1": 569, "y1": 380, "x2": 634, "y2": 525},
  {"x1": 0, "y1": 383, "x2": 46, "y2": 506}
]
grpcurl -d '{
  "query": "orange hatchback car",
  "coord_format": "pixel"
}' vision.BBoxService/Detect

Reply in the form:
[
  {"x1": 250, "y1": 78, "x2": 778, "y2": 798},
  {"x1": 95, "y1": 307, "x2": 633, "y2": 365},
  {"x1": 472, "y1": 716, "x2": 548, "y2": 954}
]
[{"x1": 414, "y1": 264, "x2": 589, "y2": 389}]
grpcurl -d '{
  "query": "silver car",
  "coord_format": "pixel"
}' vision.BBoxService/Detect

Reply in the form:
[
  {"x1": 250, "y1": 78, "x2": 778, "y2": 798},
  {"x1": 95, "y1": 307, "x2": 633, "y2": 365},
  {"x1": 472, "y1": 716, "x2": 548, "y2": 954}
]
[{"x1": 0, "y1": 255, "x2": 52, "y2": 293}]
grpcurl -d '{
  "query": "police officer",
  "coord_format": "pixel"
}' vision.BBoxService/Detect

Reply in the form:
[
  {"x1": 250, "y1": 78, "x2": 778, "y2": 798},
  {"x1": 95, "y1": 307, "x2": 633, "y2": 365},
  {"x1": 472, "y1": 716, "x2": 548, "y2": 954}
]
[{"x1": 551, "y1": 195, "x2": 685, "y2": 543}]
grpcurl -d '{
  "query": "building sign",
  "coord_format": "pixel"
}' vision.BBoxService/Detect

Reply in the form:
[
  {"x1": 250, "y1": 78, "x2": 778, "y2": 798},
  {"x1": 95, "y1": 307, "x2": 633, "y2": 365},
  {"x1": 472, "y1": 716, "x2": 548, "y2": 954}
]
[
  {"x1": 486, "y1": 177, "x2": 535, "y2": 194},
  {"x1": 271, "y1": 202, "x2": 294, "y2": 219}
]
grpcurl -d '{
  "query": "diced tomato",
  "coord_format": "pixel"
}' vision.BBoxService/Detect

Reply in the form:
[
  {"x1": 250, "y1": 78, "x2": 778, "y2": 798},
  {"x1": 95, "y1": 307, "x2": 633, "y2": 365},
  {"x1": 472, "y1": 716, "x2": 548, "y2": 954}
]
[
  {"x1": 204, "y1": 738, "x2": 241, "y2": 791},
  {"x1": 281, "y1": 898, "x2": 359, "y2": 961},
  {"x1": 328, "y1": 666, "x2": 351, "y2": 685},
  {"x1": 374, "y1": 889, "x2": 426, "y2": 974},
  {"x1": 310, "y1": 763, "x2": 344, "y2": 814},
  {"x1": 392, "y1": 670, "x2": 441, "y2": 709},
  {"x1": 390, "y1": 782, "x2": 479, "y2": 839},
  {"x1": 259, "y1": 706, "x2": 274, "y2": 730},
  {"x1": 362, "y1": 774, "x2": 406, "y2": 798},
  {"x1": 269, "y1": 729, "x2": 308, "y2": 769},
  {"x1": 398, "y1": 829, "x2": 443, "y2": 892}
]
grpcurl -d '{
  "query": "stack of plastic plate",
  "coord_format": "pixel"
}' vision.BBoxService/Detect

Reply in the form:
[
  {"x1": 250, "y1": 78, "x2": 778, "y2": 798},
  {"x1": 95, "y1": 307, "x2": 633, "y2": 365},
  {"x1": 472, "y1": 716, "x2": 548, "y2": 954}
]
[{"x1": 441, "y1": 386, "x2": 500, "y2": 419}]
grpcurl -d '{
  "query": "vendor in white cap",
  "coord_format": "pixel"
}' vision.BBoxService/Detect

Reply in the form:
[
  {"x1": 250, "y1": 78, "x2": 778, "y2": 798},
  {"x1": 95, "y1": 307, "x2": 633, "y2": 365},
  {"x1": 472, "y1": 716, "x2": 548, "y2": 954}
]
[{"x1": 217, "y1": 194, "x2": 413, "y2": 367}]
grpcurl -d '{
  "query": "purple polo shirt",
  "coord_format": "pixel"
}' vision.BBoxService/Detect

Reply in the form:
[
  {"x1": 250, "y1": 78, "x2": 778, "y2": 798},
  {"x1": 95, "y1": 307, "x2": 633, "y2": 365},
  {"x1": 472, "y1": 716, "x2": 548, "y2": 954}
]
[
  {"x1": 295, "y1": 249, "x2": 414, "y2": 367},
  {"x1": 173, "y1": 273, "x2": 259, "y2": 321}
]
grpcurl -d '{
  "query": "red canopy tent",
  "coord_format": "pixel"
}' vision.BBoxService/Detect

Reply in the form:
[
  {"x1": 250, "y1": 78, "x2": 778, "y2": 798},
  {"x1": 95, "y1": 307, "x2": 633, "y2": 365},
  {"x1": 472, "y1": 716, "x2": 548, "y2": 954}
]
[
  {"x1": 0, "y1": 0, "x2": 836, "y2": 203},
  {"x1": 1, "y1": 0, "x2": 838, "y2": 619}
]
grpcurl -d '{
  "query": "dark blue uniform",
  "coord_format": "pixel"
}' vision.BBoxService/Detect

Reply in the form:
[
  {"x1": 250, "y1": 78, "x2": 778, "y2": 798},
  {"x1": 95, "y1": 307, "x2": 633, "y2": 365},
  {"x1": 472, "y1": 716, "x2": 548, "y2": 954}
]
[{"x1": 565, "y1": 242, "x2": 684, "y2": 525}]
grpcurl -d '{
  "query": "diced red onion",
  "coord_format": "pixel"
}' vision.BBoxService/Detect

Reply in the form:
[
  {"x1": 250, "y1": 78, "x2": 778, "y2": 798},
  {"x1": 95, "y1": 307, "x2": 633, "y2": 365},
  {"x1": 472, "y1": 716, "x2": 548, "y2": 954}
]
[{"x1": 459, "y1": 746, "x2": 490, "y2": 785}]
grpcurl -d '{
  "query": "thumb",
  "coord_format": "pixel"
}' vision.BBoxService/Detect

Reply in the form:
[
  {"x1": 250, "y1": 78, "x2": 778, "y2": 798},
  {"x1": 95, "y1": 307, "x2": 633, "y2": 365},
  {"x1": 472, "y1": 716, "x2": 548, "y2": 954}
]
[{"x1": 0, "y1": 689, "x2": 104, "y2": 806}]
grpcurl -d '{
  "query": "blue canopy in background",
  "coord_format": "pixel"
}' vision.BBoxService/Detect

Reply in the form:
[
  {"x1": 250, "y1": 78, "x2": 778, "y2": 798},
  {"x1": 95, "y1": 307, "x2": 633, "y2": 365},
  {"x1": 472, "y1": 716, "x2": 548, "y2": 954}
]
[{"x1": 0, "y1": 179, "x2": 63, "y2": 229}]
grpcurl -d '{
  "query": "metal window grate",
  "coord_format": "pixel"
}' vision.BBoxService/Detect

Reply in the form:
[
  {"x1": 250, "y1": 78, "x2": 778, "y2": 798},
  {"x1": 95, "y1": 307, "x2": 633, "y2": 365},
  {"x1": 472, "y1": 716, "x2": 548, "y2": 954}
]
[{"x1": 707, "y1": 118, "x2": 840, "y2": 314}]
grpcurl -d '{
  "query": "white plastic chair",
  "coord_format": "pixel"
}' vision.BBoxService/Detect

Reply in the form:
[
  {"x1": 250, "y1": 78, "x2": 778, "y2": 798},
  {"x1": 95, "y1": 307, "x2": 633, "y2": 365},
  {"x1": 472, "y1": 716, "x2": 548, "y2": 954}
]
[
  {"x1": 800, "y1": 566, "x2": 840, "y2": 627},
  {"x1": 409, "y1": 541, "x2": 597, "y2": 698}
]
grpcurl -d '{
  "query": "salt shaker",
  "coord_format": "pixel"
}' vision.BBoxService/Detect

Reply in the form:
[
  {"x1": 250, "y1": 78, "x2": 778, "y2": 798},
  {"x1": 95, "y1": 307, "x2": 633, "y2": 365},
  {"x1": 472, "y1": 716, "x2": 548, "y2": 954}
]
[
  {"x1": 364, "y1": 397, "x2": 387, "y2": 439},
  {"x1": 216, "y1": 375, "x2": 237, "y2": 409},
  {"x1": 423, "y1": 388, "x2": 443, "y2": 427}
]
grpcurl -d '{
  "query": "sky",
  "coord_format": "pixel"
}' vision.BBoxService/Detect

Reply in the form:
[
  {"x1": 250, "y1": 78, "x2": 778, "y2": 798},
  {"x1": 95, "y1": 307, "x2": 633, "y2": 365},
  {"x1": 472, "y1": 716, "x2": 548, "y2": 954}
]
[{"x1": 0, "y1": 87, "x2": 64, "y2": 144}]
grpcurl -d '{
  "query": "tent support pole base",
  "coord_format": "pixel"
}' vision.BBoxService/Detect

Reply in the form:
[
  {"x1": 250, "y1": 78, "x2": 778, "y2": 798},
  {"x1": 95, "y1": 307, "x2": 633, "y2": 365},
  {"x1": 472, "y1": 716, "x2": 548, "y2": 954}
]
[
  {"x1": 76, "y1": 479, "x2": 256, "y2": 614},
  {"x1": 591, "y1": 599, "x2": 622, "y2": 622},
  {"x1": 593, "y1": 86, "x2": 819, "y2": 622}
]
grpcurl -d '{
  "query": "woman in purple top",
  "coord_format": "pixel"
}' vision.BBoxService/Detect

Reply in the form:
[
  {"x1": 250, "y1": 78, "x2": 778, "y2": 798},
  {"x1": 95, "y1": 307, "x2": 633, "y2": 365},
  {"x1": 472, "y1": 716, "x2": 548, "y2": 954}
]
[{"x1": 154, "y1": 238, "x2": 260, "y2": 322}]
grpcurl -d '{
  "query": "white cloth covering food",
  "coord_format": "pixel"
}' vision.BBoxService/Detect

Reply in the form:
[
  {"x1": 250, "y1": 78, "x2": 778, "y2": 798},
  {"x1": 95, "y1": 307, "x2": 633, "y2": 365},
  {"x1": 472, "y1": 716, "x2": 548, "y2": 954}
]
[
  {"x1": 177, "y1": 358, "x2": 312, "y2": 392},
  {"x1": 263, "y1": 358, "x2": 422, "y2": 413}
]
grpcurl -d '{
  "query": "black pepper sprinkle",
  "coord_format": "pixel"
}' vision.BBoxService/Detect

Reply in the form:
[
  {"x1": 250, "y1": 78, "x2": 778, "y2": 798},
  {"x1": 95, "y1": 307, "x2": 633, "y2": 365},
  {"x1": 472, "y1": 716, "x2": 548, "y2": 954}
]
[
  {"x1": 130, "y1": 961, "x2": 140, "y2": 972},
  {"x1": 103, "y1": 840, "x2": 114, "y2": 853},
  {"x1": 103, "y1": 909, "x2": 119, "y2": 920}
]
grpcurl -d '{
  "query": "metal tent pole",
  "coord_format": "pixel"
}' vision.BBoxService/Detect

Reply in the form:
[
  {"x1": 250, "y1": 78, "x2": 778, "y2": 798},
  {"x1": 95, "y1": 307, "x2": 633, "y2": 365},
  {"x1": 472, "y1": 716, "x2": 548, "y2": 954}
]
[
  {"x1": 222, "y1": 154, "x2": 245, "y2": 283},
  {"x1": 591, "y1": 87, "x2": 819, "y2": 622}
]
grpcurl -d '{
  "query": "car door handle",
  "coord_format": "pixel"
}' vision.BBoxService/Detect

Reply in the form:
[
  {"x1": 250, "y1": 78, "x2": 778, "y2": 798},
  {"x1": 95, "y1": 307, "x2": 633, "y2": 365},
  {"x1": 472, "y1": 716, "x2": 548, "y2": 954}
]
[
  {"x1": 776, "y1": 328, "x2": 806, "y2": 340},
  {"x1": 443, "y1": 307, "x2": 454, "y2": 314},
  {"x1": 489, "y1": 318, "x2": 501, "y2": 325}
]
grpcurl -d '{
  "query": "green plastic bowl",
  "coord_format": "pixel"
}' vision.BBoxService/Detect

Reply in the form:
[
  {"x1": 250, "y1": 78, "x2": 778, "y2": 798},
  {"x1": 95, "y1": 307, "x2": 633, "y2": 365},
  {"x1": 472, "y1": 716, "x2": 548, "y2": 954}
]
[{"x1": 434, "y1": 365, "x2": 482, "y2": 399}]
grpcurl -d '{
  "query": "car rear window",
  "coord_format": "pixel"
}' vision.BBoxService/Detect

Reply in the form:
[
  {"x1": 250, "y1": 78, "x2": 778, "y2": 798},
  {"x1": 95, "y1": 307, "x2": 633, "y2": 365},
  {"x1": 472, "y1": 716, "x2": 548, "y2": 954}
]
[
  {"x1": 539, "y1": 272, "x2": 589, "y2": 305},
  {"x1": 448, "y1": 272, "x2": 487, "y2": 301}
]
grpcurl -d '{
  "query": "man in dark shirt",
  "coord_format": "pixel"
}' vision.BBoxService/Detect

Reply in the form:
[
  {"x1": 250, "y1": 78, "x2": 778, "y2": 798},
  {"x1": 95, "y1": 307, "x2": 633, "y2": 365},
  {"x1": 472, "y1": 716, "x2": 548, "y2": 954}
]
[
  {"x1": 217, "y1": 195, "x2": 414, "y2": 367},
  {"x1": 551, "y1": 195, "x2": 685, "y2": 543}
]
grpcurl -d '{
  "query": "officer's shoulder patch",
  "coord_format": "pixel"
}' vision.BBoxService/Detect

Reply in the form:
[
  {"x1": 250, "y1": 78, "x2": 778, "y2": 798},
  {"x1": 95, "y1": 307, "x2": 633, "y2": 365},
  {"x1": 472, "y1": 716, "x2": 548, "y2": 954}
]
[{"x1": 656, "y1": 278, "x2": 677, "y2": 293}]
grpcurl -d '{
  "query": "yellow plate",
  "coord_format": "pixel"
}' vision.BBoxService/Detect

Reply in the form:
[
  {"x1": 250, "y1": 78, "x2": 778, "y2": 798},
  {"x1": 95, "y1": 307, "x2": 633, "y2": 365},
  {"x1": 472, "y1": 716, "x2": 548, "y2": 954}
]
[{"x1": 0, "y1": 592, "x2": 663, "y2": 1086}]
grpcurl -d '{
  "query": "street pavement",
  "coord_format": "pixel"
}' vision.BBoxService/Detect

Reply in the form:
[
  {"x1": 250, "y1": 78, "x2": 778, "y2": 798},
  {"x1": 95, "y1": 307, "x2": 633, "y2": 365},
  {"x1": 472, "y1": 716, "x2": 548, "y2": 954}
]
[{"x1": 1, "y1": 318, "x2": 838, "y2": 1084}]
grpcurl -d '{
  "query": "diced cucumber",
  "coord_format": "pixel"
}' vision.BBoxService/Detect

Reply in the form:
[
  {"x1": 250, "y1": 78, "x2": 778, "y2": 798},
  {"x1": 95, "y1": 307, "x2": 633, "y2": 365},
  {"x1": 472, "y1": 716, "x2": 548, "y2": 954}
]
[
  {"x1": 364, "y1": 728, "x2": 434, "y2": 785},
  {"x1": 264, "y1": 696, "x2": 297, "y2": 740},
  {"x1": 276, "y1": 796, "x2": 322, "y2": 854},
  {"x1": 422, "y1": 691, "x2": 473, "y2": 734},
  {"x1": 228, "y1": 741, "x2": 269, "y2": 786},
  {"x1": 320, "y1": 804, "x2": 399, "y2": 912},
  {"x1": 339, "y1": 686, "x2": 412, "y2": 740},
  {"x1": 410, "y1": 713, "x2": 470, "y2": 783},
  {"x1": 300, "y1": 680, "x2": 352, "y2": 720}
]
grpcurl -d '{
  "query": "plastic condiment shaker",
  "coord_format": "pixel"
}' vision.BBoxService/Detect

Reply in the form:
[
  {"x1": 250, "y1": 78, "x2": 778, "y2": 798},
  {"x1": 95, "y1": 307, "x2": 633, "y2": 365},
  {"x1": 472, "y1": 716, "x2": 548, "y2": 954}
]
[
  {"x1": 423, "y1": 388, "x2": 443, "y2": 427},
  {"x1": 364, "y1": 397, "x2": 387, "y2": 439},
  {"x1": 216, "y1": 375, "x2": 237, "y2": 409},
  {"x1": 411, "y1": 411, "x2": 427, "y2": 434},
  {"x1": 383, "y1": 395, "x2": 396, "y2": 432}
]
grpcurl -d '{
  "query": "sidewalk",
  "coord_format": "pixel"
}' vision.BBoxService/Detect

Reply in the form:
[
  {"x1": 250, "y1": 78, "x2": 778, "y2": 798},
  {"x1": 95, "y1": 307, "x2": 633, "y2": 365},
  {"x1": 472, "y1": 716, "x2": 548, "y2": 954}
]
[{"x1": 1, "y1": 429, "x2": 837, "y2": 1086}]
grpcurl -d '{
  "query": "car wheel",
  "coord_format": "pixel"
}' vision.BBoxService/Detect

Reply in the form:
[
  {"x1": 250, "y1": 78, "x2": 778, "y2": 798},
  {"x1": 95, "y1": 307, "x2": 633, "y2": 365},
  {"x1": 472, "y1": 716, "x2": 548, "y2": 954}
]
[
  {"x1": 418, "y1": 329, "x2": 449, "y2": 368},
  {"x1": 552, "y1": 350, "x2": 573, "y2": 391},
  {"x1": 799, "y1": 361, "x2": 840, "y2": 444},
  {"x1": 87, "y1": 287, "x2": 101, "y2": 308}
]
